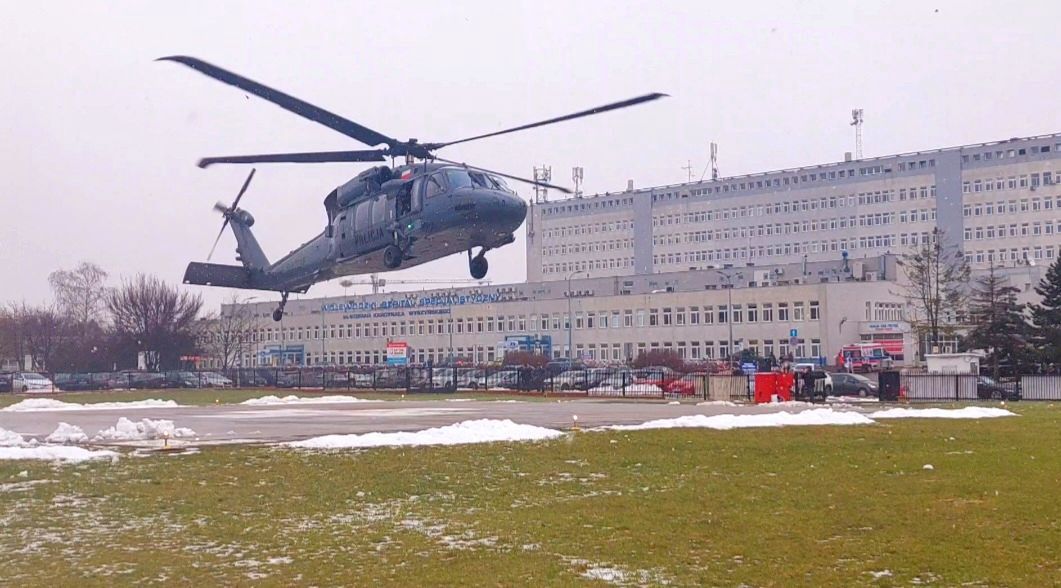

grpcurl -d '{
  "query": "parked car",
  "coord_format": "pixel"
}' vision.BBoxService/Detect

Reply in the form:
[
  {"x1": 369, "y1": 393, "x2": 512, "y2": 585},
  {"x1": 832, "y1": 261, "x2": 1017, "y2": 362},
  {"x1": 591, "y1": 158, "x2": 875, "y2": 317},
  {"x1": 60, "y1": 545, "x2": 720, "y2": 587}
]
[
  {"x1": 794, "y1": 363, "x2": 834, "y2": 395},
  {"x1": 431, "y1": 368, "x2": 458, "y2": 391},
  {"x1": 165, "y1": 371, "x2": 203, "y2": 388},
  {"x1": 545, "y1": 359, "x2": 585, "y2": 376},
  {"x1": 470, "y1": 370, "x2": 520, "y2": 390},
  {"x1": 199, "y1": 372, "x2": 234, "y2": 388},
  {"x1": 116, "y1": 371, "x2": 168, "y2": 389},
  {"x1": 11, "y1": 372, "x2": 57, "y2": 393},
  {"x1": 830, "y1": 373, "x2": 878, "y2": 397},
  {"x1": 664, "y1": 372, "x2": 710, "y2": 396},
  {"x1": 0, "y1": 372, "x2": 12, "y2": 393},
  {"x1": 633, "y1": 367, "x2": 682, "y2": 390},
  {"x1": 53, "y1": 373, "x2": 101, "y2": 391},
  {"x1": 976, "y1": 376, "x2": 1021, "y2": 401}
]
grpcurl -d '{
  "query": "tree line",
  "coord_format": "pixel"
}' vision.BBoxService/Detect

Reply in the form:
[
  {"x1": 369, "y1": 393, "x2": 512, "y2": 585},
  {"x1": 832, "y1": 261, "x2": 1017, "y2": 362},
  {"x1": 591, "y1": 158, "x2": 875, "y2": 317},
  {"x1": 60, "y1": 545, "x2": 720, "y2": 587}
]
[
  {"x1": 899, "y1": 228, "x2": 1061, "y2": 378},
  {"x1": 0, "y1": 263, "x2": 205, "y2": 372}
]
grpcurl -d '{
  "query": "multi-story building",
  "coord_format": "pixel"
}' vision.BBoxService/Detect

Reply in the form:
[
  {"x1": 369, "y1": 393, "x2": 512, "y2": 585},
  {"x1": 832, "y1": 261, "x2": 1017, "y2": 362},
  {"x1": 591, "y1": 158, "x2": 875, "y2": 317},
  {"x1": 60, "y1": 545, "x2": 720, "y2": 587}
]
[
  {"x1": 226, "y1": 255, "x2": 932, "y2": 368},
  {"x1": 527, "y1": 133, "x2": 1061, "y2": 282}
]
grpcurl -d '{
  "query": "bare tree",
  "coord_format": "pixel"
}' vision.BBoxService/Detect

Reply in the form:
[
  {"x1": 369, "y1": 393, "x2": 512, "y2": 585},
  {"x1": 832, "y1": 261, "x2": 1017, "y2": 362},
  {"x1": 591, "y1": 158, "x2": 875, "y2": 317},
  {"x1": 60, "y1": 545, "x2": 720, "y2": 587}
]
[
  {"x1": 49, "y1": 262, "x2": 109, "y2": 327},
  {"x1": 4, "y1": 303, "x2": 67, "y2": 371},
  {"x1": 106, "y1": 274, "x2": 204, "y2": 371},
  {"x1": 205, "y1": 294, "x2": 258, "y2": 371},
  {"x1": 897, "y1": 228, "x2": 970, "y2": 359}
]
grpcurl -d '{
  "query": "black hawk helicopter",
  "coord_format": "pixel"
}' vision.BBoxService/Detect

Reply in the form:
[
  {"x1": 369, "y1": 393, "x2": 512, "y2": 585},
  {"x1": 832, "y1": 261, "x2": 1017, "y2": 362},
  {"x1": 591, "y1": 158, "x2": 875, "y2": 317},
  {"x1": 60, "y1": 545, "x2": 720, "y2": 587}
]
[{"x1": 160, "y1": 56, "x2": 665, "y2": 321}]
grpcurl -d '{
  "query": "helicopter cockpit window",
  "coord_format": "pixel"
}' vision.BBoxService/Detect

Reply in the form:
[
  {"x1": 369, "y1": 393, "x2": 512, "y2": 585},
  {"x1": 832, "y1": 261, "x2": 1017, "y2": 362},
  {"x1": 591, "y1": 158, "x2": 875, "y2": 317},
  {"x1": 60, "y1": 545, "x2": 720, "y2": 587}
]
[
  {"x1": 424, "y1": 174, "x2": 446, "y2": 198},
  {"x1": 444, "y1": 169, "x2": 473, "y2": 190},
  {"x1": 469, "y1": 171, "x2": 494, "y2": 189}
]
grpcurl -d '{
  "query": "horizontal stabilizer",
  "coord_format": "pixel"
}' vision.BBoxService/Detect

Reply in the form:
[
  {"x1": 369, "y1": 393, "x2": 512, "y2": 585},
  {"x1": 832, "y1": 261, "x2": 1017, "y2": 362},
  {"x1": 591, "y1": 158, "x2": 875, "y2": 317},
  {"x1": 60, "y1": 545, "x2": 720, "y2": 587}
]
[{"x1": 183, "y1": 262, "x2": 253, "y2": 289}]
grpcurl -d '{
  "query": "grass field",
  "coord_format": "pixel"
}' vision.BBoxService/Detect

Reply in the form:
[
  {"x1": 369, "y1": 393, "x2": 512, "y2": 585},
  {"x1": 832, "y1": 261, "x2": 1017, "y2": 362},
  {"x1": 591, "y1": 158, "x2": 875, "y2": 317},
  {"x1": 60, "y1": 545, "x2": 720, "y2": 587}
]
[
  {"x1": 1, "y1": 404, "x2": 1058, "y2": 586},
  {"x1": 0, "y1": 388, "x2": 551, "y2": 408}
]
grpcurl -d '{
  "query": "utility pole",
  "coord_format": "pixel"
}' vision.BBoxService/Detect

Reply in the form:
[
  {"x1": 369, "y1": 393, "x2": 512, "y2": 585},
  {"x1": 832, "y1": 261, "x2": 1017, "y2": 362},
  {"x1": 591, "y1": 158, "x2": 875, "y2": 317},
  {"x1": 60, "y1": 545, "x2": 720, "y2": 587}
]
[
  {"x1": 320, "y1": 304, "x2": 326, "y2": 365},
  {"x1": 716, "y1": 269, "x2": 743, "y2": 367},
  {"x1": 566, "y1": 270, "x2": 588, "y2": 360}
]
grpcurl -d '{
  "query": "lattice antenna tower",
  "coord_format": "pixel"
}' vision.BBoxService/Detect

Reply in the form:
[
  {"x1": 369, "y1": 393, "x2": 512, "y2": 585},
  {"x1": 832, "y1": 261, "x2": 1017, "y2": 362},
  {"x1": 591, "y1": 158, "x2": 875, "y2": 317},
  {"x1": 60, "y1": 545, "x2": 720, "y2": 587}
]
[
  {"x1": 851, "y1": 108, "x2": 864, "y2": 160},
  {"x1": 533, "y1": 165, "x2": 552, "y2": 203},
  {"x1": 710, "y1": 142, "x2": 719, "y2": 180},
  {"x1": 572, "y1": 166, "x2": 584, "y2": 199}
]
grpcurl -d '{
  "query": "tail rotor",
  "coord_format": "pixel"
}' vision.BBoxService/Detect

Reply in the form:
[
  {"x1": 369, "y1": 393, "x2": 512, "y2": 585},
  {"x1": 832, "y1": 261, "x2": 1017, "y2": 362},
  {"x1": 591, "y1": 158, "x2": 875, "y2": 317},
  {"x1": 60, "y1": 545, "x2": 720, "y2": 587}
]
[{"x1": 207, "y1": 168, "x2": 256, "y2": 261}]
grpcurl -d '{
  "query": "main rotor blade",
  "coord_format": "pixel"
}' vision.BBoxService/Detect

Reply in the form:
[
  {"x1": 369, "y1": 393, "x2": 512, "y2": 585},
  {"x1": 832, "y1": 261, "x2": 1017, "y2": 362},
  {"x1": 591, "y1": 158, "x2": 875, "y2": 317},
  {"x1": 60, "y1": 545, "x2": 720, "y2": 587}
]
[
  {"x1": 230, "y1": 168, "x2": 256, "y2": 210},
  {"x1": 432, "y1": 92, "x2": 668, "y2": 150},
  {"x1": 198, "y1": 150, "x2": 388, "y2": 168},
  {"x1": 158, "y1": 56, "x2": 397, "y2": 148},
  {"x1": 207, "y1": 218, "x2": 229, "y2": 262},
  {"x1": 435, "y1": 157, "x2": 572, "y2": 194}
]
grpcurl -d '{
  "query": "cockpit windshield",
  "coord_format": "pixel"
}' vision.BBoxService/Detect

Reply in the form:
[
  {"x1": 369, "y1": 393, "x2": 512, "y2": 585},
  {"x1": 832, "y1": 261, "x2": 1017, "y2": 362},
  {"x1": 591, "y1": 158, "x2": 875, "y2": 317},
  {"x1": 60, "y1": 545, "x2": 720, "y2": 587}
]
[
  {"x1": 445, "y1": 169, "x2": 473, "y2": 190},
  {"x1": 469, "y1": 171, "x2": 509, "y2": 191}
]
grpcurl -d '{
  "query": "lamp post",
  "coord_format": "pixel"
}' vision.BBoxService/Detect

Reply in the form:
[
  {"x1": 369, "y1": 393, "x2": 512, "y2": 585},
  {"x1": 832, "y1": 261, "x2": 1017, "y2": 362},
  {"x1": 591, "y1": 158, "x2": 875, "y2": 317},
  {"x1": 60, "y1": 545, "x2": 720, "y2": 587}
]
[
  {"x1": 320, "y1": 303, "x2": 326, "y2": 366},
  {"x1": 715, "y1": 270, "x2": 742, "y2": 368},
  {"x1": 566, "y1": 270, "x2": 588, "y2": 361}
]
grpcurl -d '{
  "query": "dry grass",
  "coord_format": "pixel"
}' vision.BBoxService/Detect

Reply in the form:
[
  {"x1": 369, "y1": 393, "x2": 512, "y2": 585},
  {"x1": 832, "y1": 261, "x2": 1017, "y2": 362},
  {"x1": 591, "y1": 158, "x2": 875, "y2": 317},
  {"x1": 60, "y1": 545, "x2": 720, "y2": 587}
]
[{"x1": 1, "y1": 403, "x2": 1058, "y2": 586}]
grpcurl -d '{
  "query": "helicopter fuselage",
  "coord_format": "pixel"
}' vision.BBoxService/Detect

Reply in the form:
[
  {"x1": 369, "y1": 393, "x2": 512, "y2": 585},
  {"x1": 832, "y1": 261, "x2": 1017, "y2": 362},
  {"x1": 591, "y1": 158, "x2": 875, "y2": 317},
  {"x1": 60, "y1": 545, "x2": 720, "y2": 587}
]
[{"x1": 184, "y1": 163, "x2": 526, "y2": 295}]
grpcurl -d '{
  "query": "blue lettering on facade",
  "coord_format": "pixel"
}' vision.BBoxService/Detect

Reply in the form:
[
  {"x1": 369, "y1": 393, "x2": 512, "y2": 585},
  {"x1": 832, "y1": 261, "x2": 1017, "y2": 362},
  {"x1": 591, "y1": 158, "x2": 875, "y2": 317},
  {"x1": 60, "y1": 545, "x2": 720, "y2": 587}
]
[{"x1": 324, "y1": 292, "x2": 500, "y2": 315}]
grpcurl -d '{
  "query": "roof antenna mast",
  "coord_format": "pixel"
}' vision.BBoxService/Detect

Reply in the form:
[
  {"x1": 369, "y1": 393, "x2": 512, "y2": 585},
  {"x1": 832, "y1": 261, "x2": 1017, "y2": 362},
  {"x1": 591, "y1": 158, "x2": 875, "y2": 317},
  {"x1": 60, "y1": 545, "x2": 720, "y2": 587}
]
[{"x1": 851, "y1": 109, "x2": 864, "y2": 160}]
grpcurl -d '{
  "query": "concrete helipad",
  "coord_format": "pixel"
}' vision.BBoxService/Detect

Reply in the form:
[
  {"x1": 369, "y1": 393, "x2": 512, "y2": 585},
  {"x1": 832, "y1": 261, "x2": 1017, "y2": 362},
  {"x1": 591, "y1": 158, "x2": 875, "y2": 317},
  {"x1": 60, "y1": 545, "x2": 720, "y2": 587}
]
[{"x1": 0, "y1": 398, "x2": 840, "y2": 446}]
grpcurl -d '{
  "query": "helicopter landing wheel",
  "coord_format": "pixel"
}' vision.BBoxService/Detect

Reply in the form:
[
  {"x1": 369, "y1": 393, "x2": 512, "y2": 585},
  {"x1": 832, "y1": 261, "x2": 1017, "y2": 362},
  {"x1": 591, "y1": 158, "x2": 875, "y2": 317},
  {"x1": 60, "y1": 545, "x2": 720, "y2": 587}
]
[
  {"x1": 272, "y1": 291, "x2": 289, "y2": 322},
  {"x1": 469, "y1": 255, "x2": 488, "y2": 280},
  {"x1": 383, "y1": 244, "x2": 403, "y2": 269}
]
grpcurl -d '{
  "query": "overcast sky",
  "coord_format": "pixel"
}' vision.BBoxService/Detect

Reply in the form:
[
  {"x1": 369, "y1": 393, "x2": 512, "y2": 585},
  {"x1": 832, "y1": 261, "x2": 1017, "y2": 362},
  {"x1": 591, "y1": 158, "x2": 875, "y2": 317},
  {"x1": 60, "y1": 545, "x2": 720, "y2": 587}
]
[{"x1": 3, "y1": 1, "x2": 1060, "y2": 310}]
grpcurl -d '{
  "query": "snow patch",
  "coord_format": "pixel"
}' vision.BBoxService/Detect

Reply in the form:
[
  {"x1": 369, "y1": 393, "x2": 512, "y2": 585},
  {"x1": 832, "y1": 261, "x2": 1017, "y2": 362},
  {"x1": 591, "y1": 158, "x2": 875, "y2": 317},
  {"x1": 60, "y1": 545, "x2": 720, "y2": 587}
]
[
  {"x1": 2, "y1": 398, "x2": 179, "y2": 412},
  {"x1": 0, "y1": 427, "x2": 26, "y2": 447},
  {"x1": 240, "y1": 394, "x2": 373, "y2": 406},
  {"x1": 606, "y1": 408, "x2": 875, "y2": 431},
  {"x1": 94, "y1": 417, "x2": 196, "y2": 441},
  {"x1": 697, "y1": 400, "x2": 738, "y2": 407},
  {"x1": 870, "y1": 407, "x2": 1016, "y2": 419},
  {"x1": 45, "y1": 423, "x2": 88, "y2": 444},
  {"x1": 287, "y1": 419, "x2": 563, "y2": 449},
  {"x1": 0, "y1": 426, "x2": 117, "y2": 462}
]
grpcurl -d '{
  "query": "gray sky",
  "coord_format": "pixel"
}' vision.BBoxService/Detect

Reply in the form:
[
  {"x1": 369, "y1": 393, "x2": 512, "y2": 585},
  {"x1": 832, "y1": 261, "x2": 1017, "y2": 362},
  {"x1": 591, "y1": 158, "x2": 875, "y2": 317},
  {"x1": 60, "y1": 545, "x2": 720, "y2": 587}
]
[{"x1": 3, "y1": 1, "x2": 1059, "y2": 310}]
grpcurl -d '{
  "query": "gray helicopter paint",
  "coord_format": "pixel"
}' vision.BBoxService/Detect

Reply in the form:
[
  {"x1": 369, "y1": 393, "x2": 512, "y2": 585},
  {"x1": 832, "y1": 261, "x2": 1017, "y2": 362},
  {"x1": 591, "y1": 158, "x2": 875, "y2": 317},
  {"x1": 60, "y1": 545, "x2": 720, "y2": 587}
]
[{"x1": 186, "y1": 163, "x2": 527, "y2": 294}]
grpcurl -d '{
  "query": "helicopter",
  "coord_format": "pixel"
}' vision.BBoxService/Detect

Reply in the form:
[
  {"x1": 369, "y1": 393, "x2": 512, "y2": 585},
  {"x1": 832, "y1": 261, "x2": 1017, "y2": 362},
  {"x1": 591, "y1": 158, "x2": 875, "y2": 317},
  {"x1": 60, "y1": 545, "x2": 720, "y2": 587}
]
[{"x1": 160, "y1": 56, "x2": 665, "y2": 321}]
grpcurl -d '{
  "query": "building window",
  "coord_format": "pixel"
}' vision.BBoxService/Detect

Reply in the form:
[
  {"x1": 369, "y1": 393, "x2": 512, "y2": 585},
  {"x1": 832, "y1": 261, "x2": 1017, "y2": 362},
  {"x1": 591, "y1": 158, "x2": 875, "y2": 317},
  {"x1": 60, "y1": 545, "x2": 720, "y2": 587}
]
[{"x1": 809, "y1": 301, "x2": 820, "y2": 320}]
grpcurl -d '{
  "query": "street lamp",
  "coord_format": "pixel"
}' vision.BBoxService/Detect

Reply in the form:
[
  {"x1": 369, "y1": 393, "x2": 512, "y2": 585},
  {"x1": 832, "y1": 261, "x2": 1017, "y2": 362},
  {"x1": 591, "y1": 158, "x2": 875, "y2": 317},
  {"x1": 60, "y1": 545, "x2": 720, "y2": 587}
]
[
  {"x1": 566, "y1": 270, "x2": 588, "y2": 361},
  {"x1": 715, "y1": 270, "x2": 743, "y2": 368}
]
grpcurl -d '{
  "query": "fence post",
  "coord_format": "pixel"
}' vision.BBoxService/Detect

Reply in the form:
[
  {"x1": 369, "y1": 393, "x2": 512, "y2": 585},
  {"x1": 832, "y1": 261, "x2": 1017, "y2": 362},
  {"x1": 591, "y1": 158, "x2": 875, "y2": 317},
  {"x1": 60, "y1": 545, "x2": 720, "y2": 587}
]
[
  {"x1": 955, "y1": 374, "x2": 960, "y2": 402},
  {"x1": 621, "y1": 371, "x2": 627, "y2": 398},
  {"x1": 405, "y1": 367, "x2": 411, "y2": 394}
]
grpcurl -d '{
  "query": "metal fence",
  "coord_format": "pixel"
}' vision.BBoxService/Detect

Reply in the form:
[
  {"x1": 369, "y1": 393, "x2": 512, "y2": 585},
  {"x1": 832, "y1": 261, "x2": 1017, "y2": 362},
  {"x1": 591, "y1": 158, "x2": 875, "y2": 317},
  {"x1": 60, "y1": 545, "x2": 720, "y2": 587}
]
[{"x1": 3, "y1": 367, "x2": 1059, "y2": 402}]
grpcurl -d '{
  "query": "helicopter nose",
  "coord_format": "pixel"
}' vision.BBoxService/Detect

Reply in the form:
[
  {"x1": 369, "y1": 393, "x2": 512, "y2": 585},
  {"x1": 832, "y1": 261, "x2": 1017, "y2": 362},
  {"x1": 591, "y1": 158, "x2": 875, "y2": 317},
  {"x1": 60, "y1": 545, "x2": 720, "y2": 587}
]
[{"x1": 502, "y1": 193, "x2": 528, "y2": 228}]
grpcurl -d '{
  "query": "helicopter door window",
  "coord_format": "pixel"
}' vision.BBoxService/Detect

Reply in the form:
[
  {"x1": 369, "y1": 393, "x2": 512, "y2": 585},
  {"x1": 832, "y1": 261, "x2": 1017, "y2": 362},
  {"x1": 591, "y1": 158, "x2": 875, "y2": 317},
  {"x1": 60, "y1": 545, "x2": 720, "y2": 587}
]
[
  {"x1": 424, "y1": 174, "x2": 446, "y2": 198},
  {"x1": 371, "y1": 196, "x2": 388, "y2": 226},
  {"x1": 354, "y1": 201, "x2": 371, "y2": 231},
  {"x1": 409, "y1": 182, "x2": 422, "y2": 213}
]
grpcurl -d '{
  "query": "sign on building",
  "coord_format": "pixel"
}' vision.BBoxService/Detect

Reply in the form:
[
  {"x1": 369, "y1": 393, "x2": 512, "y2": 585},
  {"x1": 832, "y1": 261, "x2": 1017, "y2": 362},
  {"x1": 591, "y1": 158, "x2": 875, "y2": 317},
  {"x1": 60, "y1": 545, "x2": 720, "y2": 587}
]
[{"x1": 386, "y1": 341, "x2": 409, "y2": 366}]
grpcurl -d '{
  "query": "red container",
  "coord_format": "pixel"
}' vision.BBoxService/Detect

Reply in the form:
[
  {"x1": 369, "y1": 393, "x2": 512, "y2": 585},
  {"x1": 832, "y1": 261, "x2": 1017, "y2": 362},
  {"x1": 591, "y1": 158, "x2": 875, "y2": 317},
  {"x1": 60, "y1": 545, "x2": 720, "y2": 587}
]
[{"x1": 754, "y1": 372, "x2": 794, "y2": 403}]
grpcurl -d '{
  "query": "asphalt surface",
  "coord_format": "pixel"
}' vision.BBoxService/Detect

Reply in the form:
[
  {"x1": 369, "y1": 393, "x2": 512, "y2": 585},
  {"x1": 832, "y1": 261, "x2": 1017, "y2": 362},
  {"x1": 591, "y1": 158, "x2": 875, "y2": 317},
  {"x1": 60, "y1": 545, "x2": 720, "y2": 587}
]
[{"x1": 0, "y1": 398, "x2": 845, "y2": 446}]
